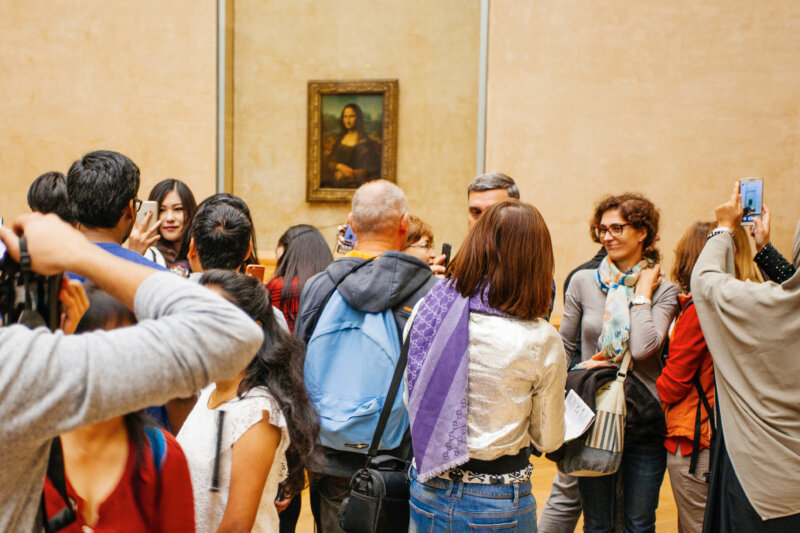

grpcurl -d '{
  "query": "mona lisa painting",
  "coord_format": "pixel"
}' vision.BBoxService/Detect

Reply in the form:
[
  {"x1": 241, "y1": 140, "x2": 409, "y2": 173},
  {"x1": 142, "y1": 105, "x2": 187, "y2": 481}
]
[{"x1": 306, "y1": 80, "x2": 398, "y2": 202}]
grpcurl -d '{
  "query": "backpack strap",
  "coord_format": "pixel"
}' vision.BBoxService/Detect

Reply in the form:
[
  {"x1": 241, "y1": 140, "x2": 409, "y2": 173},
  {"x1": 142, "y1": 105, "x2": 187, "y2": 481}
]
[
  {"x1": 305, "y1": 258, "x2": 375, "y2": 339},
  {"x1": 366, "y1": 332, "x2": 411, "y2": 461},
  {"x1": 41, "y1": 438, "x2": 77, "y2": 533},
  {"x1": 689, "y1": 373, "x2": 715, "y2": 475}
]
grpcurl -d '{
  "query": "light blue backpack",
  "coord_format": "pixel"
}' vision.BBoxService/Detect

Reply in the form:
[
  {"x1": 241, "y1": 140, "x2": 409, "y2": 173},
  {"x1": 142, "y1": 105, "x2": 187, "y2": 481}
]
[{"x1": 304, "y1": 289, "x2": 408, "y2": 452}]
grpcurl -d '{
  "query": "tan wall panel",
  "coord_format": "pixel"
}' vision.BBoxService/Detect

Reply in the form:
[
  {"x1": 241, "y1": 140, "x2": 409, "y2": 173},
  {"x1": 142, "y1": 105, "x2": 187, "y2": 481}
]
[
  {"x1": 0, "y1": 1, "x2": 217, "y2": 225},
  {"x1": 233, "y1": 0, "x2": 480, "y2": 257},
  {"x1": 487, "y1": 1, "x2": 800, "y2": 316}
]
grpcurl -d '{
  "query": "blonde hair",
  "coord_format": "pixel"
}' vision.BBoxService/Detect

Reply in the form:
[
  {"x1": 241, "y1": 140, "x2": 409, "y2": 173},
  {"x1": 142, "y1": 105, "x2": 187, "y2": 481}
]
[{"x1": 733, "y1": 226, "x2": 762, "y2": 283}]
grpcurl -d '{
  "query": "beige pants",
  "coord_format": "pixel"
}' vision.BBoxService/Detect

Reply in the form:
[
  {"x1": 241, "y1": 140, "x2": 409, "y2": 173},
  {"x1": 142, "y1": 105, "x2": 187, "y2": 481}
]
[{"x1": 667, "y1": 447, "x2": 710, "y2": 533}]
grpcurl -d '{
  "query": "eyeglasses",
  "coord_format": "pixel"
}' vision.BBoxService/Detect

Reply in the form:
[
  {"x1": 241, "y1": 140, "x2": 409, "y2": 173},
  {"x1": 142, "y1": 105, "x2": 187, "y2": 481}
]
[
  {"x1": 593, "y1": 223, "x2": 631, "y2": 239},
  {"x1": 407, "y1": 242, "x2": 433, "y2": 251},
  {"x1": 133, "y1": 198, "x2": 143, "y2": 212}
]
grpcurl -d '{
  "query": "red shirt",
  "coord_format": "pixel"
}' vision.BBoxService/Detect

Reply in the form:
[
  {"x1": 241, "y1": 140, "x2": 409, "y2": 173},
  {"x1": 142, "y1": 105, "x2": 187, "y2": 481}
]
[
  {"x1": 44, "y1": 428, "x2": 195, "y2": 532},
  {"x1": 265, "y1": 276, "x2": 300, "y2": 333}
]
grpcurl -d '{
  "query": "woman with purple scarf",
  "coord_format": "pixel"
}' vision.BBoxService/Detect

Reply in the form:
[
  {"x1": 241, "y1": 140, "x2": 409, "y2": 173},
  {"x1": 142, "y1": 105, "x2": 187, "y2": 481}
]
[{"x1": 405, "y1": 200, "x2": 566, "y2": 531}]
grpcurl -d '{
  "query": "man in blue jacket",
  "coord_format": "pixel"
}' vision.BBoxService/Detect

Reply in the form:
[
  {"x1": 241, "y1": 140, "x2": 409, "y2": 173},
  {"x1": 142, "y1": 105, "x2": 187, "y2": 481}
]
[{"x1": 295, "y1": 180, "x2": 436, "y2": 533}]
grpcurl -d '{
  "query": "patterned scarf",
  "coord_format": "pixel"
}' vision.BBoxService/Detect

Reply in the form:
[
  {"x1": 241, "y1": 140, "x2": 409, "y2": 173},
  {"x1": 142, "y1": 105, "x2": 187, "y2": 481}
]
[
  {"x1": 578, "y1": 256, "x2": 649, "y2": 369},
  {"x1": 406, "y1": 279, "x2": 508, "y2": 482}
]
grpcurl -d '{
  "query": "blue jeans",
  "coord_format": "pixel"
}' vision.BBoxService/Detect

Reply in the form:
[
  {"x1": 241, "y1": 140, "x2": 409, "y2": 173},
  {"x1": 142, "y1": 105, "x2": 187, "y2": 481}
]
[
  {"x1": 577, "y1": 441, "x2": 666, "y2": 533},
  {"x1": 409, "y1": 469, "x2": 537, "y2": 532}
]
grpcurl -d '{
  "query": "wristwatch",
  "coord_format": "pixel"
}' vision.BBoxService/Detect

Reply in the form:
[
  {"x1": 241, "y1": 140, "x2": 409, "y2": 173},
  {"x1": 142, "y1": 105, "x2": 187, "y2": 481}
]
[{"x1": 632, "y1": 295, "x2": 652, "y2": 306}]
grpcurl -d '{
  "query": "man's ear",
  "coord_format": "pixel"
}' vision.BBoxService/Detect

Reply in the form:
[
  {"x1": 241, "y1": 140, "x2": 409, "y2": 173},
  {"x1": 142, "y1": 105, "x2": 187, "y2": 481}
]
[
  {"x1": 348, "y1": 212, "x2": 356, "y2": 235},
  {"x1": 188, "y1": 238, "x2": 197, "y2": 258},
  {"x1": 398, "y1": 212, "x2": 409, "y2": 237},
  {"x1": 124, "y1": 199, "x2": 136, "y2": 221}
]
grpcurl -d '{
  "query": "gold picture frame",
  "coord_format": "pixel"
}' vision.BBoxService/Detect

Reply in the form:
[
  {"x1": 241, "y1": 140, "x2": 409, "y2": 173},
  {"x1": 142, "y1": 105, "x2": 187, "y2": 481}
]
[{"x1": 306, "y1": 79, "x2": 398, "y2": 202}]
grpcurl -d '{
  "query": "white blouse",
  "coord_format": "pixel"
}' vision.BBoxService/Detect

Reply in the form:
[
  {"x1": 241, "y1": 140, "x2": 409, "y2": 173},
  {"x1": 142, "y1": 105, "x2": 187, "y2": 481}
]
[{"x1": 177, "y1": 384, "x2": 289, "y2": 533}]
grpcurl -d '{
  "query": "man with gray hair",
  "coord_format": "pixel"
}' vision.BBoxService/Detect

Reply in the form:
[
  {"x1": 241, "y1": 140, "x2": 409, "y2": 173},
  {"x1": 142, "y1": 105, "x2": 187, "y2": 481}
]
[
  {"x1": 295, "y1": 179, "x2": 437, "y2": 532},
  {"x1": 467, "y1": 171, "x2": 520, "y2": 229}
]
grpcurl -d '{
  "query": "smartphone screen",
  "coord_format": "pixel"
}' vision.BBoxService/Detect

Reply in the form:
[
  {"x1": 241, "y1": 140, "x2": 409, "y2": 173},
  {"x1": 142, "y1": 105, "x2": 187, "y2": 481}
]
[
  {"x1": 335, "y1": 223, "x2": 357, "y2": 254},
  {"x1": 740, "y1": 178, "x2": 763, "y2": 224},
  {"x1": 135, "y1": 201, "x2": 159, "y2": 231}
]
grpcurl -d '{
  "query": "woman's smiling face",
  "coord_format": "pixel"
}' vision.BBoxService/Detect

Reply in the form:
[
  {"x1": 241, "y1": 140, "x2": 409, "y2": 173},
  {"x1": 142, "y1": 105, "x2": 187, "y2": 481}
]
[
  {"x1": 599, "y1": 208, "x2": 646, "y2": 269},
  {"x1": 159, "y1": 188, "x2": 186, "y2": 243}
]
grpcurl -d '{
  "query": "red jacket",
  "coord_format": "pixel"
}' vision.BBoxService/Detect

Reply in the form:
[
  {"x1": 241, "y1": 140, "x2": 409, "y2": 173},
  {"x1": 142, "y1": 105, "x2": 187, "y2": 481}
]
[{"x1": 656, "y1": 295, "x2": 715, "y2": 454}]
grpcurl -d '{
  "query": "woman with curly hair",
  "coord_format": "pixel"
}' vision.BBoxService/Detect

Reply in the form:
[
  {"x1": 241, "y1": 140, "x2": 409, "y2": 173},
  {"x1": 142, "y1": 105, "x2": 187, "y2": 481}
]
[
  {"x1": 560, "y1": 193, "x2": 680, "y2": 532},
  {"x1": 178, "y1": 271, "x2": 320, "y2": 533}
]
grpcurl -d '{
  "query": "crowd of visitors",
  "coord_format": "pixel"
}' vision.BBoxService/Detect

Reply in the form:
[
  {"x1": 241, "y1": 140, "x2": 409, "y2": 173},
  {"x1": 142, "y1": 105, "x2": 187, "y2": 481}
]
[{"x1": 0, "y1": 148, "x2": 798, "y2": 533}]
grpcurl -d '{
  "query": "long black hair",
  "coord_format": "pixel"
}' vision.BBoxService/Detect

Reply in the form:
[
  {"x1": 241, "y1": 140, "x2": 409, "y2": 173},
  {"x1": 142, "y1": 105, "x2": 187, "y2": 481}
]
[
  {"x1": 270, "y1": 224, "x2": 333, "y2": 309},
  {"x1": 199, "y1": 270, "x2": 321, "y2": 494},
  {"x1": 148, "y1": 179, "x2": 197, "y2": 261},
  {"x1": 74, "y1": 285, "x2": 155, "y2": 528}
]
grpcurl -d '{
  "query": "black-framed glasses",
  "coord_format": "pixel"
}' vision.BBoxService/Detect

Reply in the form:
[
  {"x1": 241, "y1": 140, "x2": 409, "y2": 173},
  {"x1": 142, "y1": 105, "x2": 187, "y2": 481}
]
[
  {"x1": 593, "y1": 223, "x2": 631, "y2": 239},
  {"x1": 133, "y1": 198, "x2": 143, "y2": 212}
]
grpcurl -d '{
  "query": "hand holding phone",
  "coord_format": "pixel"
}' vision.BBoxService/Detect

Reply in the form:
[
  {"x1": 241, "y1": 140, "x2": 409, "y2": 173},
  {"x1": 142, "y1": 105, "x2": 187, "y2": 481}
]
[
  {"x1": 335, "y1": 223, "x2": 357, "y2": 254},
  {"x1": 441, "y1": 243, "x2": 452, "y2": 267}
]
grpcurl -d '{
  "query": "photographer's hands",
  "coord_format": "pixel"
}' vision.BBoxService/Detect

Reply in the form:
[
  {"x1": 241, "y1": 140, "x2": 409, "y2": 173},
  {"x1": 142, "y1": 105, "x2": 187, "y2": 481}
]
[
  {"x1": 59, "y1": 279, "x2": 89, "y2": 335},
  {"x1": 126, "y1": 211, "x2": 162, "y2": 255},
  {"x1": 0, "y1": 213, "x2": 156, "y2": 310},
  {"x1": 715, "y1": 181, "x2": 743, "y2": 230}
]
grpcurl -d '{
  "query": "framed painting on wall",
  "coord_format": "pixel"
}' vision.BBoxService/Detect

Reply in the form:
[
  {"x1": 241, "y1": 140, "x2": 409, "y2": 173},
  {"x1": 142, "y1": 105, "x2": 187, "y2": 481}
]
[{"x1": 306, "y1": 79, "x2": 398, "y2": 202}]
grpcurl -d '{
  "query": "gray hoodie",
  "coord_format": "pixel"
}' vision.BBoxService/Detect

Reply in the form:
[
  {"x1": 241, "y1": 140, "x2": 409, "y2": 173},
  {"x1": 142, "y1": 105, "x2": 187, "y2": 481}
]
[{"x1": 0, "y1": 273, "x2": 263, "y2": 532}]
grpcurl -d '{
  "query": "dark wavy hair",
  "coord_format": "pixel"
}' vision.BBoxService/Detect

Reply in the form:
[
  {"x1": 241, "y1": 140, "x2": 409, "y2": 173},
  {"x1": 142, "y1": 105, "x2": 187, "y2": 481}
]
[
  {"x1": 196, "y1": 193, "x2": 260, "y2": 267},
  {"x1": 199, "y1": 270, "x2": 321, "y2": 494},
  {"x1": 270, "y1": 224, "x2": 333, "y2": 310},
  {"x1": 591, "y1": 192, "x2": 661, "y2": 263},
  {"x1": 148, "y1": 179, "x2": 197, "y2": 261},
  {"x1": 447, "y1": 199, "x2": 554, "y2": 319},
  {"x1": 339, "y1": 103, "x2": 367, "y2": 139}
]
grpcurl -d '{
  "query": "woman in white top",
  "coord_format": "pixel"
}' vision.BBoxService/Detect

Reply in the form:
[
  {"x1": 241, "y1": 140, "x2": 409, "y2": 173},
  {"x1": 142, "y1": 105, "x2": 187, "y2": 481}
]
[{"x1": 178, "y1": 271, "x2": 320, "y2": 533}]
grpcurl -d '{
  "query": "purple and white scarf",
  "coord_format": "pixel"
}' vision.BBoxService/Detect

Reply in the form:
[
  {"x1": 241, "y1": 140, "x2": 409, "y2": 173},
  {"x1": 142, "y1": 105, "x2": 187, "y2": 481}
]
[{"x1": 406, "y1": 279, "x2": 508, "y2": 482}]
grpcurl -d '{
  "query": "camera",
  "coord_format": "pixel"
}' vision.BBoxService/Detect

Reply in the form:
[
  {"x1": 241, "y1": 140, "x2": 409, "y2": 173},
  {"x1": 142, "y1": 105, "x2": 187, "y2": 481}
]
[{"x1": 0, "y1": 237, "x2": 62, "y2": 330}]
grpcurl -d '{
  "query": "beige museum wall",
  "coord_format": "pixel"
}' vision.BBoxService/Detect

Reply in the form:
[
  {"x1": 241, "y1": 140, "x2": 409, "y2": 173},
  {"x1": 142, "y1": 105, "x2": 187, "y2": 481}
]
[
  {"x1": 487, "y1": 0, "x2": 800, "y2": 317},
  {"x1": 0, "y1": 1, "x2": 217, "y2": 225},
  {"x1": 232, "y1": 0, "x2": 480, "y2": 258}
]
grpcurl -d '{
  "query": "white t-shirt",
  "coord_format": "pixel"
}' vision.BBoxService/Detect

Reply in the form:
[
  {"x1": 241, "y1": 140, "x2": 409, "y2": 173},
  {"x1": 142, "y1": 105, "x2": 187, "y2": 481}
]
[{"x1": 177, "y1": 384, "x2": 289, "y2": 533}]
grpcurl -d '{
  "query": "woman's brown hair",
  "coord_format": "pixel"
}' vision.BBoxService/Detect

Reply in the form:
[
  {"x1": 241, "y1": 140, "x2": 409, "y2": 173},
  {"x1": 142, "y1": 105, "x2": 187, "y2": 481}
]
[
  {"x1": 404, "y1": 214, "x2": 434, "y2": 249},
  {"x1": 447, "y1": 199, "x2": 554, "y2": 319},
  {"x1": 672, "y1": 221, "x2": 716, "y2": 294},
  {"x1": 591, "y1": 192, "x2": 662, "y2": 262}
]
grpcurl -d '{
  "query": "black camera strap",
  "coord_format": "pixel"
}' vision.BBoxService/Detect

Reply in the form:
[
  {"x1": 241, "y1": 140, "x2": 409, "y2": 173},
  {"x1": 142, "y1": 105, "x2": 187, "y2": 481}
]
[
  {"x1": 40, "y1": 438, "x2": 77, "y2": 532},
  {"x1": 17, "y1": 236, "x2": 47, "y2": 329}
]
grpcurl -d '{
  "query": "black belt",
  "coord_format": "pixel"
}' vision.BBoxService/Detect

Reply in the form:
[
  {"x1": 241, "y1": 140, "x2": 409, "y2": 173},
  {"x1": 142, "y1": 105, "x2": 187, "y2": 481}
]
[{"x1": 461, "y1": 446, "x2": 532, "y2": 475}]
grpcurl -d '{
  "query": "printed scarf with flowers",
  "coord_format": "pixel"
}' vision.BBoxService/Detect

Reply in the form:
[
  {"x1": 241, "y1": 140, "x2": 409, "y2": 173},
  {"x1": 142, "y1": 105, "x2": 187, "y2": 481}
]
[{"x1": 577, "y1": 256, "x2": 651, "y2": 369}]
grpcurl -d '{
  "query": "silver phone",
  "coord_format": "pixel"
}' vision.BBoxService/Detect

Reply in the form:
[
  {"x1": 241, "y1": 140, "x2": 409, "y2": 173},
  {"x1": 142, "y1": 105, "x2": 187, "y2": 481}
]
[{"x1": 135, "y1": 200, "x2": 159, "y2": 231}]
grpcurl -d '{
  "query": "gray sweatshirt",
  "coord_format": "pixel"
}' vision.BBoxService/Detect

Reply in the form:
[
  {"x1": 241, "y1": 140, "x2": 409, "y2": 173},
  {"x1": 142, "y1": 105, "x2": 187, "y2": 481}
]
[{"x1": 0, "y1": 273, "x2": 263, "y2": 532}]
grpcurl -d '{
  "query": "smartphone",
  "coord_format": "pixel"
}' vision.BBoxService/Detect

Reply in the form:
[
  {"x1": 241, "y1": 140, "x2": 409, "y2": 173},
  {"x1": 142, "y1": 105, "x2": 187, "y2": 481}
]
[
  {"x1": 245, "y1": 264, "x2": 265, "y2": 282},
  {"x1": 441, "y1": 243, "x2": 452, "y2": 267},
  {"x1": 135, "y1": 200, "x2": 159, "y2": 231},
  {"x1": 740, "y1": 178, "x2": 763, "y2": 225},
  {"x1": 0, "y1": 217, "x2": 6, "y2": 262},
  {"x1": 335, "y1": 223, "x2": 357, "y2": 254}
]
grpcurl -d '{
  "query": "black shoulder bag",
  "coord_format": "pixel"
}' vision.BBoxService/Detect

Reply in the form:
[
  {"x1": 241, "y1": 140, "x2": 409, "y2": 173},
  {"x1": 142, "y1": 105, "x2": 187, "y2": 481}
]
[{"x1": 337, "y1": 333, "x2": 411, "y2": 533}]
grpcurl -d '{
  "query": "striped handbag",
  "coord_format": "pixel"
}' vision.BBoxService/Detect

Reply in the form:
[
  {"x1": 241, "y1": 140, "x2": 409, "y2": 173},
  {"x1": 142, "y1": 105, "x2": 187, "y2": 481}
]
[{"x1": 557, "y1": 351, "x2": 631, "y2": 477}]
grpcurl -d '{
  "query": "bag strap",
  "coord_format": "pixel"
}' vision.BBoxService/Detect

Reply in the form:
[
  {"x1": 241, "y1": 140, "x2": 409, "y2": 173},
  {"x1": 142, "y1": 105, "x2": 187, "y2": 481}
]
[
  {"x1": 689, "y1": 373, "x2": 716, "y2": 474},
  {"x1": 366, "y1": 332, "x2": 411, "y2": 461},
  {"x1": 304, "y1": 258, "x2": 376, "y2": 339},
  {"x1": 615, "y1": 350, "x2": 633, "y2": 382},
  {"x1": 41, "y1": 438, "x2": 77, "y2": 533},
  {"x1": 145, "y1": 425, "x2": 168, "y2": 476}
]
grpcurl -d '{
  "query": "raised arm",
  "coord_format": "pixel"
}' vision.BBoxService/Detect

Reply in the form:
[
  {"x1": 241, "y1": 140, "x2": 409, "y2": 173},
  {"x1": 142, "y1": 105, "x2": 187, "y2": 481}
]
[{"x1": 0, "y1": 214, "x2": 263, "y2": 444}]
